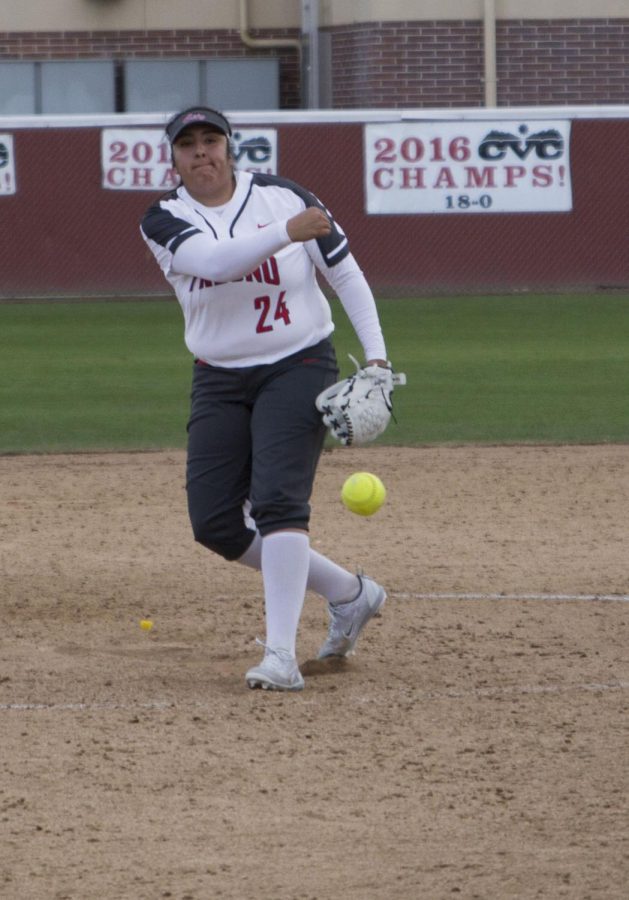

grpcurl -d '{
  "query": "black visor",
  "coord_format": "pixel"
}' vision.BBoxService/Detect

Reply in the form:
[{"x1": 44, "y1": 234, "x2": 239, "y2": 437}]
[{"x1": 166, "y1": 108, "x2": 232, "y2": 144}]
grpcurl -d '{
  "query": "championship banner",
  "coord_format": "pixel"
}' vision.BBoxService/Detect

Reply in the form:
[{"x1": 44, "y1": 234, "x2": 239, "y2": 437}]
[
  {"x1": 365, "y1": 120, "x2": 572, "y2": 214},
  {"x1": 0, "y1": 134, "x2": 17, "y2": 195},
  {"x1": 101, "y1": 127, "x2": 277, "y2": 191}
]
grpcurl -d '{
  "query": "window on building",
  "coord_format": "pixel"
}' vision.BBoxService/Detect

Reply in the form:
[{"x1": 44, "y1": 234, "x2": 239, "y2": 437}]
[
  {"x1": 41, "y1": 61, "x2": 115, "y2": 114},
  {"x1": 124, "y1": 58, "x2": 280, "y2": 112},
  {"x1": 0, "y1": 57, "x2": 280, "y2": 115},
  {"x1": 0, "y1": 62, "x2": 37, "y2": 114},
  {"x1": 203, "y1": 59, "x2": 280, "y2": 110},
  {"x1": 124, "y1": 60, "x2": 200, "y2": 113},
  {"x1": 0, "y1": 61, "x2": 115, "y2": 114}
]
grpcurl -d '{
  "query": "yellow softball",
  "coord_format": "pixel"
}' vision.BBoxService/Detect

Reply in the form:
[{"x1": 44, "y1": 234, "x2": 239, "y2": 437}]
[
  {"x1": 139, "y1": 618, "x2": 154, "y2": 632},
  {"x1": 341, "y1": 472, "x2": 386, "y2": 516}
]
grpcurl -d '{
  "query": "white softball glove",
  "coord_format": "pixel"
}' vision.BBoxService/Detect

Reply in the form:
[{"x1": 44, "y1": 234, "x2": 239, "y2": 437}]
[{"x1": 315, "y1": 355, "x2": 407, "y2": 446}]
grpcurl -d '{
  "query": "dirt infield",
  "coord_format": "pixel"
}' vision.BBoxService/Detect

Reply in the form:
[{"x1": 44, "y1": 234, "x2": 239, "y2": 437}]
[{"x1": 1, "y1": 445, "x2": 628, "y2": 900}]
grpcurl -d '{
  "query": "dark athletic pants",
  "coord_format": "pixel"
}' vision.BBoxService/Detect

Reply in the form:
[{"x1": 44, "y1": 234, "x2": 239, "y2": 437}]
[{"x1": 186, "y1": 338, "x2": 339, "y2": 561}]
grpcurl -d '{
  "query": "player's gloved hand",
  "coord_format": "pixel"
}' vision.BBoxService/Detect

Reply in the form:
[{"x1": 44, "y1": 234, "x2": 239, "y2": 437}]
[{"x1": 315, "y1": 355, "x2": 407, "y2": 446}]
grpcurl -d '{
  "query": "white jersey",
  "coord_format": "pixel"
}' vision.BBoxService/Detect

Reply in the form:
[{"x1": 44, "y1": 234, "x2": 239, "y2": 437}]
[{"x1": 141, "y1": 170, "x2": 386, "y2": 368}]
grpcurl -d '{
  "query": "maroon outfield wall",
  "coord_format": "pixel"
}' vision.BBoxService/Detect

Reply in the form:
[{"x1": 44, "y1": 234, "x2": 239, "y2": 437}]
[{"x1": 2, "y1": 115, "x2": 629, "y2": 299}]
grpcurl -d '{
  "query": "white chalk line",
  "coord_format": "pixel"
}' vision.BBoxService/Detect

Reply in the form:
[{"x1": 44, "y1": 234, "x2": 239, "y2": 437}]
[
  {"x1": 393, "y1": 680, "x2": 629, "y2": 701},
  {"x1": 391, "y1": 591, "x2": 629, "y2": 603},
  {"x1": 2, "y1": 680, "x2": 629, "y2": 713},
  {"x1": 0, "y1": 700, "x2": 173, "y2": 713}
]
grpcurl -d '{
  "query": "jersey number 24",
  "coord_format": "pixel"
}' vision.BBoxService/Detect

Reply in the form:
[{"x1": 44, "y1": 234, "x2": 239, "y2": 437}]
[{"x1": 254, "y1": 291, "x2": 291, "y2": 334}]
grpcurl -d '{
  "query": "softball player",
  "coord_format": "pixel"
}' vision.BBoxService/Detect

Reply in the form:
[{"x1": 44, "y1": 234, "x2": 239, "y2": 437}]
[{"x1": 140, "y1": 106, "x2": 391, "y2": 691}]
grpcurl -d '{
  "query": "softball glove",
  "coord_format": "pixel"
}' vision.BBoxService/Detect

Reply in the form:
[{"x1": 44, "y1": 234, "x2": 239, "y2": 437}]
[{"x1": 315, "y1": 355, "x2": 407, "y2": 446}]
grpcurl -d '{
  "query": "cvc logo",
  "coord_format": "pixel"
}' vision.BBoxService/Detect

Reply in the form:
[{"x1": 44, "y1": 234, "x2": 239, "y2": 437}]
[
  {"x1": 479, "y1": 124, "x2": 564, "y2": 161},
  {"x1": 232, "y1": 132, "x2": 273, "y2": 164}
]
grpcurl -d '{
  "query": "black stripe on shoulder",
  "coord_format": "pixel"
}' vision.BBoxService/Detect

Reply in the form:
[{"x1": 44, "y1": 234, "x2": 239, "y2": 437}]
[
  {"x1": 251, "y1": 173, "x2": 319, "y2": 208},
  {"x1": 141, "y1": 203, "x2": 202, "y2": 252},
  {"x1": 249, "y1": 173, "x2": 351, "y2": 267}
]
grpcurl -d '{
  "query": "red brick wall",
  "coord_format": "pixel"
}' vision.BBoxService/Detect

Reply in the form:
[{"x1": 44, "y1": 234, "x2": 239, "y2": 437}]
[
  {"x1": 329, "y1": 21, "x2": 485, "y2": 108},
  {"x1": 327, "y1": 19, "x2": 629, "y2": 108},
  {"x1": 497, "y1": 19, "x2": 629, "y2": 106},
  {"x1": 1, "y1": 20, "x2": 628, "y2": 109}
]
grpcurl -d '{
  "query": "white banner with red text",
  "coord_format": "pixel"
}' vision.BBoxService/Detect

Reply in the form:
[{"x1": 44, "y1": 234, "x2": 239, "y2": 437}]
[
  {"x1": 364, "y1": 120, "x2": 572, "y2": 214},
  {"x1": 101, "y1": 127, "x2": 277, "y2": 191}
]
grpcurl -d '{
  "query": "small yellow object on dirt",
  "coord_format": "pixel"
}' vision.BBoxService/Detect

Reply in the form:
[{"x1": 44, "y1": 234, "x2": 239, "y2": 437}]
[
  {"x1": 341, "y1": 472, "x2": 386, "y2": 516},
  {"x1": 139, "y1": 619, "x2": 154, "y2": 631}
]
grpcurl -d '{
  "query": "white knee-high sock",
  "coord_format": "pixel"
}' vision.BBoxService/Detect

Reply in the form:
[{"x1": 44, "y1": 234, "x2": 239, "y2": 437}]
[
  {"x1": 307, "y1": 548, "x2": 360, "y2": 604},
  {"x1": 239, "y1": 531, "x2": 359, "y2": 605},
  {"x1": 261, "y1": 532, "x2": 310, "y2": 656}
]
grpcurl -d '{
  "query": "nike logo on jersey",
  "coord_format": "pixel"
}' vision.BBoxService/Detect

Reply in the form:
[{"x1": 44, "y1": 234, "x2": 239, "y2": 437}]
[{"x1": 257, "y1": 222, "x2": 271, "y2": 228}]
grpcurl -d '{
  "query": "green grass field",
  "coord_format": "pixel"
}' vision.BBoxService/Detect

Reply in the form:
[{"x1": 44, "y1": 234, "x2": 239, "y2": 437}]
[{"x1": 1, "y1": 293, "x2": 628, "y2": 453}]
